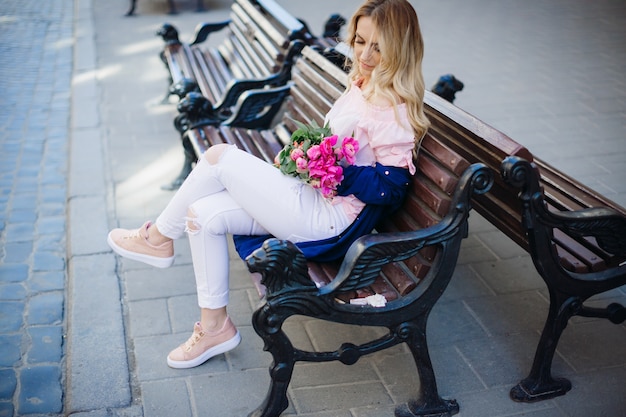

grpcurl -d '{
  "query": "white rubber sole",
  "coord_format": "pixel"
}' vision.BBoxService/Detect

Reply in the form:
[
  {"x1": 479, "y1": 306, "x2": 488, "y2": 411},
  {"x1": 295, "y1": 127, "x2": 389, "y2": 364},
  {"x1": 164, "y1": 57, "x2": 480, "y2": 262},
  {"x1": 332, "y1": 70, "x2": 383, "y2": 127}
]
[
  {"x1": 107, "y1": 232, "x2": 175, "y2": 269},
  {"x1": 167, "y1": 331, "x2": 242, "y2": 369}
]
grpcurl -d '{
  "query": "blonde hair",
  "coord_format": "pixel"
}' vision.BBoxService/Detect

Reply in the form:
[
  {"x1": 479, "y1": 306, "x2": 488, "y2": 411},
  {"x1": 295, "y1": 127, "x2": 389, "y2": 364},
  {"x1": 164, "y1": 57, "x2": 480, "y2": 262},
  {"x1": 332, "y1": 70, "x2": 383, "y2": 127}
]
[{"x1": 346, "y1": 0, "x2": 430, "y2": 146}]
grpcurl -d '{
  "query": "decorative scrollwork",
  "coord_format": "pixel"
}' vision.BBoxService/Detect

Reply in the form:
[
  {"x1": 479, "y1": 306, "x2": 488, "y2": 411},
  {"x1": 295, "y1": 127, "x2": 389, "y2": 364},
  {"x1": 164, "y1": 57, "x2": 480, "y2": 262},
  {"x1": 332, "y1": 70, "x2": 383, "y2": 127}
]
[
  {"x1": 470, "y1": 165, "x2": 494, "y2": 195},
  {"x1": 501, "y1": 155, "x2": 531, "y2": 189}
]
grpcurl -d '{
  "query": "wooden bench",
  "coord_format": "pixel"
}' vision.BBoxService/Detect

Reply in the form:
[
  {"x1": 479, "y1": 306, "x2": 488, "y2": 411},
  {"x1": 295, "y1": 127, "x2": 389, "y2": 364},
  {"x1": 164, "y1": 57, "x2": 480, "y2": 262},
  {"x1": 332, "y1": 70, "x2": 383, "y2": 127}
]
[
  {"x1": 126, "y1": 0, "x2": 204, "y2": 16},
  {"x1": 156, "y1": 0, "x2": 308, "y2": 190},
  {"x1": 184, "y1": 45, "x2": 494, "y2": 417},
  {"x1": 156, "y1": 0, "x2": 315, "y2": 106},
  {"x1": 422, "y1": 95, "x2": 626, "y2": 404}
]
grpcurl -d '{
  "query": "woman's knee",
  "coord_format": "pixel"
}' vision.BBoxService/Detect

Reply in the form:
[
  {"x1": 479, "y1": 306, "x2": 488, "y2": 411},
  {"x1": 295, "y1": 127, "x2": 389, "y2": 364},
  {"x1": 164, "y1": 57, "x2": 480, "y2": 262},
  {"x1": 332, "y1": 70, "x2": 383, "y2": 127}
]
[
  {"x1": 203, "y1": 144, "x2": 232, "y2": 165},
  {"x1": 186, "y1": 202, "x2": 226, "y2": 237},
  {"x1": 186, "y1": 207, "x2": 200, "y2": 235}
]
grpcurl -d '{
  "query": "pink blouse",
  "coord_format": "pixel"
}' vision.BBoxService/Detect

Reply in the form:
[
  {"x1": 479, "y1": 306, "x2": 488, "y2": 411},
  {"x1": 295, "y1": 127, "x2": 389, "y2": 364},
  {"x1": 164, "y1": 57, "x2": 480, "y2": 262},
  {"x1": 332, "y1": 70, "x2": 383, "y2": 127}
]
[{"x1": 324, "y1": 82, "x2": 417, "y2": 220}]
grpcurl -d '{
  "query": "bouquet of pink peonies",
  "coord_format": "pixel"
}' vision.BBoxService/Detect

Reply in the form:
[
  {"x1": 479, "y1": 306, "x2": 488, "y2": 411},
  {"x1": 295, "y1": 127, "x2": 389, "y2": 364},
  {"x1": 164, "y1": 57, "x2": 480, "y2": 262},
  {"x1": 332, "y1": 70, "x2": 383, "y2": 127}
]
[{"x1": 274, "y1": 121, "x2": 359, "y2": 198}]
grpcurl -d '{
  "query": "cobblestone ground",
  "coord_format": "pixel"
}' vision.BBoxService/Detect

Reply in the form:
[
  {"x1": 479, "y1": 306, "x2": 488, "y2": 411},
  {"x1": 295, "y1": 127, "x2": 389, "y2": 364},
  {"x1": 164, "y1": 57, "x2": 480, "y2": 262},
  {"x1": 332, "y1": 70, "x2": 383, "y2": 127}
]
[{"x1": 0, "y1": 1, "x2": 73, "y2": 415}]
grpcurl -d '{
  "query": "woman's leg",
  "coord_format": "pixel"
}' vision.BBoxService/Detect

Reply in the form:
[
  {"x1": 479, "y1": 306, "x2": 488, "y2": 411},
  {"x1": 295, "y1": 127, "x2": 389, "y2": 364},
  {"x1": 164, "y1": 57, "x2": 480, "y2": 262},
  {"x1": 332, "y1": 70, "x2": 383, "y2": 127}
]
[
  {"x1": 185, "y1": 190, "x2": 269, "y2": 309},
  {"x1": 107, "y1": 145, "x2": 234, "y2": 268},
  {"x1": 206, "y1": 145, "x2": 353, "y2": 242},
  {"x1": 167, "y1": 189, "x2": 266, "y2": 369}
]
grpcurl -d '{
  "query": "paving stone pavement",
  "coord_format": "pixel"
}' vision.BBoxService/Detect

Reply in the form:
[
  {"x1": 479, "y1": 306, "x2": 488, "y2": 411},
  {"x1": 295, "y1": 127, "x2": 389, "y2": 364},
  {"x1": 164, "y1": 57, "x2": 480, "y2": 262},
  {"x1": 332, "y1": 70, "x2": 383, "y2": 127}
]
[
  {"x1": 0, "y1": 0, "x2": 625, "y2": 416},
  {"x1": 0, "y1": 0, "x2": 73, "y2": 415}
]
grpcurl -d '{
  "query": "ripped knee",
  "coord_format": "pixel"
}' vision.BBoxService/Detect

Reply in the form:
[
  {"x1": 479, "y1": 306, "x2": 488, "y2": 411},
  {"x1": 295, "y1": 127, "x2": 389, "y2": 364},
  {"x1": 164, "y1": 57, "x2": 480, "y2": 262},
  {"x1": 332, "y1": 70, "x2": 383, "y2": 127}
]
[
  {"x1": 185, "y1": 207, "x2": 200, "y2": 235},
  {"x1": 204, "y1": 143, "x2": 231, "y2": 165}
]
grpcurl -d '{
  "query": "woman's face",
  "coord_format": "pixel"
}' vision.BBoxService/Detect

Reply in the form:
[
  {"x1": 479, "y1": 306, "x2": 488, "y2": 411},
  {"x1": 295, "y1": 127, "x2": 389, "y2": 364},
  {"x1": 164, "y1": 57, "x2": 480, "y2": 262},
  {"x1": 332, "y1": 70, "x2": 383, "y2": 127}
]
[{"x1": 353, "y1": 16, "x2": 380, "y2": 84}]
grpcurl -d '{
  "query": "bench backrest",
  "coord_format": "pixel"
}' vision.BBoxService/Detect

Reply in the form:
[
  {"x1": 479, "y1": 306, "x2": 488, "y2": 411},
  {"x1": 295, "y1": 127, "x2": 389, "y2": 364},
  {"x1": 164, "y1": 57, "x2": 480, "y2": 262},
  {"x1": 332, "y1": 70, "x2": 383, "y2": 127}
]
[{"x1": 220, "y1": 0, "x2": 305, "y2": 77}]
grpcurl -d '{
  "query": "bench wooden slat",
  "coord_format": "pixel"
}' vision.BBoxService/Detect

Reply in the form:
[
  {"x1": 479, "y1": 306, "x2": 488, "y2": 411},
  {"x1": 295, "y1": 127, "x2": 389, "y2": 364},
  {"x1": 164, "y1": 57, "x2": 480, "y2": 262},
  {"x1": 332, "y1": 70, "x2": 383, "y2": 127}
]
[
  {"x1": 247, "y1": 129, "x2": 283, "y2": 163},
  {"x1": 417, "y1": 151, "x2": 459, "y2": 196},
  {"x1": 295, "y1": 56, "x2": 346, "y2": 100},
  {"x1": 536, "y1": 158, "x2": 624, "y2": 211},
  {"x1": 172, "y1": 44, "x2": 195, "y2": 82},
  {"x1": 287, "y1": 86, "x2": 327, "y2": 127},
  {"x1": 381, "y1": 262, "x2": 418, "y2": 296},
  {"x1": 229, "y1": 9, "x2": 277, "y2": 74},
  {"x1": 206, "y1": 125, "x2": 229, "y2": 146},
  {"x1": 553, "y1": 244, "x2": 588, "y2": 273},
  {"x1": 162, "y1": 44, "x2": 187, "y2": 85},
  {"x1": 411, "y1": 173, "x2": 452, "y2": 218},
  {"x1": 421, "y1": 133, "x2": 470, "y2": 177},
  {"x1": 191, "y1": 50, "x2": 223, "y2": 103},
  {"x1": 219, "y1": 38, "x2": 258, "y2": 80},
  {"x1": 231, "y1": 3, "x2": 283, "y2": 63},
  {"x1": 301, "y1": 45, "x2": 349, "y2": 89},
  {"x1": 236, "y1": 0, "x2": 300, "y2": 49},
  {"x1": 206, "y1": 47, "x2": 233, "y2": 87},
  {"x1": 553, "y1": 229, "x2": 607, "y2": 272}
]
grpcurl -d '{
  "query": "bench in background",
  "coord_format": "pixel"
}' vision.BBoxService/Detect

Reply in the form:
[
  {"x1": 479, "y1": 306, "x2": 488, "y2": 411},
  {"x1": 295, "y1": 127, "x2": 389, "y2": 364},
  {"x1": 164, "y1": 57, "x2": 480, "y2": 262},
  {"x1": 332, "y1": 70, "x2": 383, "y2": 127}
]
[
  {"x1": 126, "y1": 0, "x2": 205, "y2": 16},
  {"x1": 156, "y1": 0, "x2": 315, "y2": 105}
]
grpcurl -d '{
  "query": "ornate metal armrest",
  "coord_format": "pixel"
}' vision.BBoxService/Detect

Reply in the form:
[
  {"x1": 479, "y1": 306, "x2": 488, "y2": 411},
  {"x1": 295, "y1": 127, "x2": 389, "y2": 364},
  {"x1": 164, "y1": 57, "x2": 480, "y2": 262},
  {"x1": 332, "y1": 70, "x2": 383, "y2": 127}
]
[
  {"x1": 213, "y1": 40, "x2": 305, "y2": 111},
  {"x1": 189, "y1": 20, "x2": 231, "y2": 45},
  {"x1": 502, "y1": 156, "x2": 626, "y2": 260},
  {"x1": 221, "y1": 84, "x2": 293, "y2": 129}
]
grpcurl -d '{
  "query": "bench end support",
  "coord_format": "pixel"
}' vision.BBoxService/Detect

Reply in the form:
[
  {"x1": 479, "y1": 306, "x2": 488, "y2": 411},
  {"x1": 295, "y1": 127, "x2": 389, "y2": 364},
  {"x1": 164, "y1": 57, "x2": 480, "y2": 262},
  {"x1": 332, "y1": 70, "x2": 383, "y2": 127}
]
[
  {"x1": 510, "y1": 376, "x2": 572, "y2": 403},
  {"x1": 395, "y1": 398, "x2": 460, "y2": 417}
]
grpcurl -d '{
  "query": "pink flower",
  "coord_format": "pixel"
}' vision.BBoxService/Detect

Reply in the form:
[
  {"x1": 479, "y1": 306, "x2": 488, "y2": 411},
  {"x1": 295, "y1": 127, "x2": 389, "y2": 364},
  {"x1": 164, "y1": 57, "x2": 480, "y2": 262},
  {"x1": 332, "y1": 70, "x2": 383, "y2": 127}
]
[
  {"x1": 295, "y1": 157, "x2": 308, "y2": 173},
  {"x1": 319, "y1": 166, "x2": 343, "y2": 198},
  {"x1": 320, "y1": 135, "x2": 338, "y2": 157},
  {"x1": 307, "y1": 144, "x2": 321, "y2": 161},
  {"x1": 290, "y1": 148, "x2": 304, "y2": 161},
  {"x1": 341, "y1": 137, "x2": 359, "y2": 165}
]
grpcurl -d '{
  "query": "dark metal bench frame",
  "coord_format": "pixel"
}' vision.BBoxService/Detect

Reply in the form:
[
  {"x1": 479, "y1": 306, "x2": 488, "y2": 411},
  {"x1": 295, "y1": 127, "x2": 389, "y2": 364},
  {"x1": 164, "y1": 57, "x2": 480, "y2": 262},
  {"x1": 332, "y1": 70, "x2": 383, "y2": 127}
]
[
  {"x1": 500, "y1": 156, "x2": 626, "y2": 402},
  {"x1": 424, "y1": 95, "x2": 626, "y2": 404}
]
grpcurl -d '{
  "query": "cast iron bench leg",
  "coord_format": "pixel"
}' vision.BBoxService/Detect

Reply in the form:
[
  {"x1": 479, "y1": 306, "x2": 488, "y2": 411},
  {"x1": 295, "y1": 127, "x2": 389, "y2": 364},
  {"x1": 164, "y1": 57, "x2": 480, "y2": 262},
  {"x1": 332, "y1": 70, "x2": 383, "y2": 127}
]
[
  {"x1": 395, "y1": 317, "x2": 460, "y2": 417},
  {"x1": 248, "y1": 305, "x2": 293, "y2": 417},
  {"x1": 510, "y1": 289, "x2": 573, "y2": 402},
  {"x1": 126, "y1": 0, "x2": 136, "y2": 16}
]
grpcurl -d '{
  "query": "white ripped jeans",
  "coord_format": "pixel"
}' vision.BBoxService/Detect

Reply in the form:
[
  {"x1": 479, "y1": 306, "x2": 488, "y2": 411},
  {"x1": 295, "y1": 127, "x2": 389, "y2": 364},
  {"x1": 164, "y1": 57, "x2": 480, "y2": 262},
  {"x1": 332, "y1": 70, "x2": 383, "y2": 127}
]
[{"x1": 155, "y1": 146, "x2": 352, "y2": 309}]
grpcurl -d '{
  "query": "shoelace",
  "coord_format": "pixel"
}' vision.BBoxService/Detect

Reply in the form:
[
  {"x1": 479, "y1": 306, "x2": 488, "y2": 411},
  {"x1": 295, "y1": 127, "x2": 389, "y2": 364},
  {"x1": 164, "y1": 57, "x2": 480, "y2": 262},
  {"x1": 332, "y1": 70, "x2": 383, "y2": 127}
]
[
  {"x1": 183, "y1": 330, "x2": 206, "y2": 352},
  {"x1": 123, "y1": 224, "x2": 149, "y2": 240}
]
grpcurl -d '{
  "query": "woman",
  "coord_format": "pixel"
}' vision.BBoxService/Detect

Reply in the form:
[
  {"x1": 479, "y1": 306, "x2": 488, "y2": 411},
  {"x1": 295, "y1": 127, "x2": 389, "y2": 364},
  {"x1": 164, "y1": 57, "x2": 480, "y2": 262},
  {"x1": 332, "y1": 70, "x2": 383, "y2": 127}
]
[{"x1": 107, "y1": 0, "x2": 429, "y2": 369}]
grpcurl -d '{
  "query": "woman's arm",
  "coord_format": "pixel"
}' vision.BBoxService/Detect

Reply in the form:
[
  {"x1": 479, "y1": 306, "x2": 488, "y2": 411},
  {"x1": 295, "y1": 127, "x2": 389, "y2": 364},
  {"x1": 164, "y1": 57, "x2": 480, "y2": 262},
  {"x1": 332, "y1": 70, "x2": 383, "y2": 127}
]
[{"x1": 336, "y1": 163, "x2": 411, "y2": 207}]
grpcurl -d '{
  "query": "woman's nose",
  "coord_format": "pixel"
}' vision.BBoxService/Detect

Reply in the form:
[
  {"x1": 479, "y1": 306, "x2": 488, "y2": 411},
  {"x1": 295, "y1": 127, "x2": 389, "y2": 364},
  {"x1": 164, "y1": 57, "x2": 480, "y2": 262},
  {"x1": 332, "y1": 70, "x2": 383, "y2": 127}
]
[{"x1": 361, "y1": 45, "x2": 372, "y2": 60}]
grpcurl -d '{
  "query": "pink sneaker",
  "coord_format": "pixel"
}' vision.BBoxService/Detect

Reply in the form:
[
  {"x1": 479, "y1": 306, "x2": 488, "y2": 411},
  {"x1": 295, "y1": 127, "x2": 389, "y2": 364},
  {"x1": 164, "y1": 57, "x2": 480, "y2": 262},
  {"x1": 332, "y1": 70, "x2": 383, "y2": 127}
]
[
  {"x1": 107, "y1": 221, "x2": 174, "y2": 268},
  {"x1": 167, "y1": 318, "x2": 241, "y2": 369}
]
